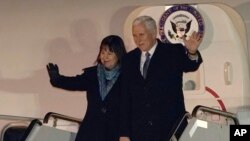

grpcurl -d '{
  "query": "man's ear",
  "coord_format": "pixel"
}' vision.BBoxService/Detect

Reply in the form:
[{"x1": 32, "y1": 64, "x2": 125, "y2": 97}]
[{"x1": 153, "y1": 30, "x2": 157, "y2": 38}]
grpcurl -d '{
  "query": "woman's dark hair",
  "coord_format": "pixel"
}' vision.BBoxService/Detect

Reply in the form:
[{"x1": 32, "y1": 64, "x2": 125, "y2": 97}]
[{"x1": 95, "y1": 35, "x2": 126, "y2": 64}]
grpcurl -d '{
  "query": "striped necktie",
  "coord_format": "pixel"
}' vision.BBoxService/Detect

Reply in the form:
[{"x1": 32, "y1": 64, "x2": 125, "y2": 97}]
[{"x1": 143, "y1": 52, "x2": 150, "y2": 79}]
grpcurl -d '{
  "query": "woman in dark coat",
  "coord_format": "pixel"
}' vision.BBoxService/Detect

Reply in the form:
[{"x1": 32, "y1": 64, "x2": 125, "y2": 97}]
[{"x1": 46, "y1": 35, "x2": 126, "y2": 141}]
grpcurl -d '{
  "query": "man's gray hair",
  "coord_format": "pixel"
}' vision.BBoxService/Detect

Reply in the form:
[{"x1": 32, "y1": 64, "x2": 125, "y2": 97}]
[{"x1": 133, "y1": 15, "x2": 157, "y2": 34}]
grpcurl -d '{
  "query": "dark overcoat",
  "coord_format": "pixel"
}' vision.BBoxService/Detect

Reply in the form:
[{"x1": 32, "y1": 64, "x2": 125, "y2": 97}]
[
  {"x1": 50, "y1": 66, "x2": 121, "y2": 141},
  {"x1": 120, "y1": 40, "x2": 203, "y2": 141}
]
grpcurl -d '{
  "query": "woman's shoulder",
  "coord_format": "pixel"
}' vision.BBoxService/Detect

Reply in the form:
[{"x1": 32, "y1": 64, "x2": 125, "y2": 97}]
[{"x1": 82, "y1": 65, "x2": 97, "y2": 74}]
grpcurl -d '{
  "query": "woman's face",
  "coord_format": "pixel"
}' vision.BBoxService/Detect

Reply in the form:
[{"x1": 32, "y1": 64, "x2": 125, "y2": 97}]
[{"x1": 99, "y1": 45, "x2": 119, "y2": 70}]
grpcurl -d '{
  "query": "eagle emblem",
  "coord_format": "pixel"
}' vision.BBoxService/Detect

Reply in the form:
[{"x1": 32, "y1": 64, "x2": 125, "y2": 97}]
[
  {"x1": 169, "y1": 20, "x2": 192, "y2": 40},
  {"x1": 159, "y1": 5, "x2": 204, "y2": 44}
]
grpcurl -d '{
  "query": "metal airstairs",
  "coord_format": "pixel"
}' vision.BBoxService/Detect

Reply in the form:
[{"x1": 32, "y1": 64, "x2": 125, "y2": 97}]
[
  {"x1": 1, "y1": 105, "x2": 248, "y2": 141},
  {"x1": 170, "y1": 105, "x2": 240, "y2": 141},
  {"x1": 0, "y1": 112, "x2": 81, "y2": 141}
]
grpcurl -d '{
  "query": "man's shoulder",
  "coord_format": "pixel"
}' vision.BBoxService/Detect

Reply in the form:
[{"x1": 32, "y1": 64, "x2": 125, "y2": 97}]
[
  {"x1": 158, "y1": 41, "x2": 185, "y2": 53},
  {"x1": 126, "y1": 48, "x2": 140, "y2": 57},
  {"x1": 128, "y1": 47, "x2": 140, "y2": 53},
  {"x1": 159, "y1": 41, "x2": 183, "y2": 48}
]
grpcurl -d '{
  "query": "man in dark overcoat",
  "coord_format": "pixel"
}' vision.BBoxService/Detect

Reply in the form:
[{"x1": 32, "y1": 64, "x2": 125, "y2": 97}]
[{"x1": 119, "y1": 15, "x2": 203, "y2": 141}]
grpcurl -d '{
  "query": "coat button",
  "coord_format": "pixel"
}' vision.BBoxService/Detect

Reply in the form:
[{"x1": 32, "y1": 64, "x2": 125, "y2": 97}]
[
  {"x1": 146, "y1": 103, "x2": 151, "y2": 107},
  {"x1": 148, "y1": 121, "x2": 153, "y2": 126},
  {"x1": 101, "y1": 107, "x2": 106, "y2": 113}
]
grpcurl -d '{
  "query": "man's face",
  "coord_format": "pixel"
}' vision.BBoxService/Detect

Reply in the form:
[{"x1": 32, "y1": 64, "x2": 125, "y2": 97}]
[{"x1": 132, "y1": 23, "x2": 156, "y2": 52}]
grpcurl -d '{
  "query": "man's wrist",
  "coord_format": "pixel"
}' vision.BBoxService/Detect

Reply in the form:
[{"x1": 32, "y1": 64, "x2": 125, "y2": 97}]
[{"x1": 187, "y1": 50, "x2": 199, "y2": 61}]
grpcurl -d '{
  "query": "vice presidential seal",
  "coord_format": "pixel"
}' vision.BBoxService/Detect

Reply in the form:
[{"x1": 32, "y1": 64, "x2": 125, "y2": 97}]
[{"x1": 159, "y1": 5, "x2": 204, "y2": 44}]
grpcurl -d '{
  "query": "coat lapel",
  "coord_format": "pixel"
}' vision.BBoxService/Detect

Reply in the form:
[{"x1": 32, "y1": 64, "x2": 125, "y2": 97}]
[
  {"x1": 132, "y1": 48, "x2": 145, "y2": 79},
  {"x1": 145, "y1": 42, "x2": 163, "y2": 79}
]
